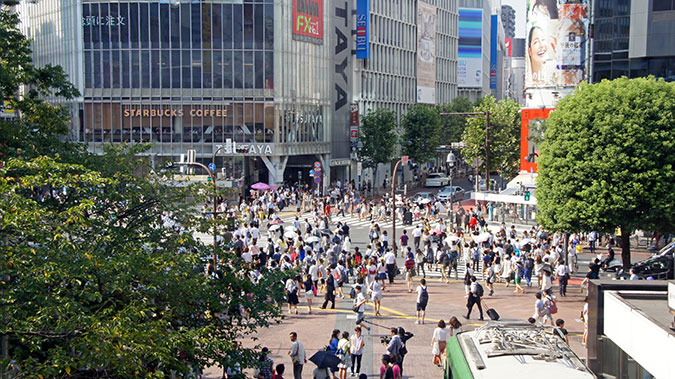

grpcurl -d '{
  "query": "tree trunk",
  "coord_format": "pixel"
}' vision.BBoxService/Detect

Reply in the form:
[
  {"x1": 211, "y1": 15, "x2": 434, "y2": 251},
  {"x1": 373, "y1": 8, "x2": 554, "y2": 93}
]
[{"x1": 620, "y1": 226, "x2": 631, "y2": 270}]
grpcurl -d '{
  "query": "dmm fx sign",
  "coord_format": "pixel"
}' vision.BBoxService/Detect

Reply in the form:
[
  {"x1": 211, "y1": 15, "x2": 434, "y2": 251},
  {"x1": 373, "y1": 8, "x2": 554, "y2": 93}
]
[
  {"x1": 292, "y1": 0, "x2": 324, "y2": 45},
  {"x1": 123, "y1": 106, "x2": 228, "y2": 118},
  {"x1": 216, "y1": 140, "x2": 274, "y2": 156}
]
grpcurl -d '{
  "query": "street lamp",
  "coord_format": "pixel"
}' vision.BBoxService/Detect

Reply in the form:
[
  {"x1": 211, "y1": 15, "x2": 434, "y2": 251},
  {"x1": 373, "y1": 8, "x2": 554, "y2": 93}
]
[
  {"x1": 391, "y1": 156, "x2": 408, "y2": 256},
  {"x1": 446, "y1": 151, "x2": 456, "y2": 230}
]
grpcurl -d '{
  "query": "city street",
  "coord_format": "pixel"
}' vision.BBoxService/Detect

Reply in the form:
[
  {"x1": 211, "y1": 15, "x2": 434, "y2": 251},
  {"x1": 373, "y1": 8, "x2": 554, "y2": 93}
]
[{"x1": 203, "y1": 207, "x2": 589, "y2": 378}]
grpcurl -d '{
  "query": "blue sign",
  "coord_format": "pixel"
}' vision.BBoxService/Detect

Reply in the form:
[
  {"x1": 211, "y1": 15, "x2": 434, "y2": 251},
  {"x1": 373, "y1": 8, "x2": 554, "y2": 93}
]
[
  {"x1": 490, "y1": 14, "x2": 498, "y2": 89},
  {"x1": 208, "y1": 163, "x2": 216, "y2": 172},
  {"x1": 356, "y1": 0, "x2": 370, "y2": 59},
  {"x1": 314, "y1": 177, "x2": 322, "y2": 184},
  {"x1": 309, "y1": 169, "x2": 315, "y2": 176}
]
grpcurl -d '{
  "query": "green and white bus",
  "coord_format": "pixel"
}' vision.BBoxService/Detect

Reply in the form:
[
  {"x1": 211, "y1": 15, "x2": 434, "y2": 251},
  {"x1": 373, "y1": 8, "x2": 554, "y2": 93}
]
[{"x1": 445, "y1": 322, "x2": 595, "y2": 379}]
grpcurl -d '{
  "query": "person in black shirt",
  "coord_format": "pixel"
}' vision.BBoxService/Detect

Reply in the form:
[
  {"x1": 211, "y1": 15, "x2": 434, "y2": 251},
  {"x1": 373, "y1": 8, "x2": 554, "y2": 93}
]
[
  {"x1": 553, "y1": 318, "x2": 569, "y2": 345},
  {"x1": 321, "y1": 268, "x2": 336, "y2": 309}
]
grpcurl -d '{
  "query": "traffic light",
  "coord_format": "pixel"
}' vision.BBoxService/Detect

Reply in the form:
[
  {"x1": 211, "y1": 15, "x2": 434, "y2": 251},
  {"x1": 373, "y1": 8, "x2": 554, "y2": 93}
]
[{"x1": 524, "y1": 191, "x2": 530, "y2": 201}]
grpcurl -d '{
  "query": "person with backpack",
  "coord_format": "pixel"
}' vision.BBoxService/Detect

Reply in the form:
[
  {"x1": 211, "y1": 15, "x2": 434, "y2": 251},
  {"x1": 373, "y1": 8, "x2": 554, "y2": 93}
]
[
  {"x1": 543, "y1": 293, "x2": 556, "y2": 326},
  {"x1": 404, "y1": 249, "x2": 416, "y2": 293},
  {"x1": 415, "y1": 278, "x2": 429, "y2": 324},
  {"x1": 465, "y1": 276, "x2": 484, "y2": 321}
]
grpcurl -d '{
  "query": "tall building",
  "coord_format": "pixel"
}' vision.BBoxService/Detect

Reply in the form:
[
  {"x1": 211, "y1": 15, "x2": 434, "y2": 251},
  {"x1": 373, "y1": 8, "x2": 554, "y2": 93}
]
[
  {"x1": 591, "y1": 0, "x2": 675, "y2": 82},
  {"x1": 501, "y1": 4, "x2": 515, "y2": 39},
  {"x1": 354, "y1": 0, "x2": 458, "y2": 118},
  {"x1": 352, "y1": 0, "x2": 459, "y2": 186},
  {"x1": 16, "y1": 0, "x2": 354, "y2": 189}
]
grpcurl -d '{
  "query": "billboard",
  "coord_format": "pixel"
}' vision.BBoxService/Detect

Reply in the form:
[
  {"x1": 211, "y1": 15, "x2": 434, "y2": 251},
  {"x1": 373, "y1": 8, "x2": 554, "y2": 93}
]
[
  {"x1": 490, "y1": 14, "x2": 498, "y2": 89},
  {"x1": 416, "y1": 1, "x2": 436, "y2": 104},
  {"x1": 520, "y1": 107, "x2": 554, "y2": 173},
  {"x1": 356, "y1": 0, "x2": 370, "y2": 59},
  {"x1": 526, "y1": 0, "x2": 588, "y2": 88},
  {"x1": 458, "y1": 8, "x2": 483, "y2": 88},
  {"x1": 292, "y1": 0, "x2": 324, "y2": 45}
]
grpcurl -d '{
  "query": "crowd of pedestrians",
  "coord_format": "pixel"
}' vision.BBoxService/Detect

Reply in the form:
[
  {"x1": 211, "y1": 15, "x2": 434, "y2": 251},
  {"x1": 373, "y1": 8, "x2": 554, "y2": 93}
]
[{"x1": 207, "y1": 181, "x2": 595, "y2": 378}]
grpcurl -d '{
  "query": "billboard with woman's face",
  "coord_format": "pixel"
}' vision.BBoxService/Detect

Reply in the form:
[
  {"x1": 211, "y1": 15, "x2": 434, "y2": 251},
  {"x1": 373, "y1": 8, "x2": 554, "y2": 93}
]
[{"x1": 526, "y1": 0, "x2": 588, "y2": 88}]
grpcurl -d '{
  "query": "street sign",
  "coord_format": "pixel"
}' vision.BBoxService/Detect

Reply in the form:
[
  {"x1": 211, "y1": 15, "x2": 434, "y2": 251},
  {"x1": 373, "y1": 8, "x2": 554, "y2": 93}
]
[
  {"x1": 208, "y1": 163, "x2": 216, "y2": 172},
  {"x1": 314, "y1": 170, "x2": 322, "y2": 177},
  {"x1": 309, "y1": 169, "x2": 315, "y2": 176},
  {"x1": 314, "y1": 161, "x2": 321, "y2": 169},
  {"x1": 314, "y1": 177, "x2": 321, "y2": 183}
]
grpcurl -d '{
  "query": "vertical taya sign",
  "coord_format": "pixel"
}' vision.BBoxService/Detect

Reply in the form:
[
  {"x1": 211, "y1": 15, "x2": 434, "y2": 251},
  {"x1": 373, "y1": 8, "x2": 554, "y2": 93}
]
[
  {"x1": 490, "y1": 14, "x2": 498, "y2": 89},
  {"x1": 293, "y1": 0, "x2": 324, "y2": 44},
  {"x1": 356, "y1": 0, "x2": 370, "y2": 59}
]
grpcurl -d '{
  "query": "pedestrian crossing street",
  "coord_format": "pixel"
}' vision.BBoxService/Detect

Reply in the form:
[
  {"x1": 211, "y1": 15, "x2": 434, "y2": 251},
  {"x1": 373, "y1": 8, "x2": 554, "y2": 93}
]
[{"x1": 290, "y1": 212, "x2": 429, "y2": 231}]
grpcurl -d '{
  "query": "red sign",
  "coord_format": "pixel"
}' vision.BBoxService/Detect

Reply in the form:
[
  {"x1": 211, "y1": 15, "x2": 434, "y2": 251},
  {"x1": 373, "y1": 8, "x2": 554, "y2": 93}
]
[
  {"x1": 520, "y1": 108, "x2": 554, "y2": 173},
  {"x1": 350, "y1": 104, "x2": 359, "y2": 126},
  {"x1": 505, "y1": 38, "x2": 512, "y2": 57},
  {"x1": 292, "y1": 0, "x2": 324, "y2": 44},
  {"x1": 350, "y1": 127, "x2": 359, "y2": 141}
]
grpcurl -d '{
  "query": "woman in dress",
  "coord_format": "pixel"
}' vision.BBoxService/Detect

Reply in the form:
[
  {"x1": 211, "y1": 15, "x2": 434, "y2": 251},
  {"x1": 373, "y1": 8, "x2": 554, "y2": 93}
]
[
  {"x1": 431, "y1": 319, "x2": 449, "y2": 367},
  {"x1": 284, "y1": 275, "x2": 300, "y2": 315},
  {"x1": 337, "y1": 331, "x2": 351, "y2": 379}
]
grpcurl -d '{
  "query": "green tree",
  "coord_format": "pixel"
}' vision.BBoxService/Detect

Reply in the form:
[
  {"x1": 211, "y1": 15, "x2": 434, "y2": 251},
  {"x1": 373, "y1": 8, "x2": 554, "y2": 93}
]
[
  {"x1": 536, "y1": 77, "x2": 675, "y2": 269},
  {"x1": 437, "y1": 97, "x2": 475, "y2": 144},
  {"x1": 461, "y1": 96, "x2": 521, "y2": 180},
  {"x1": 0, "y1": 10, "x2": 286, "y2": 376},
  {"x1": 359, "y1": 108, "x2": 397, "y2": 179},
  {"x1": 401, "y1": 105, "x2": 442, "y2": 164},
  {"x1": 0, "y1": 10, "x2": 80, "y2": 160}
]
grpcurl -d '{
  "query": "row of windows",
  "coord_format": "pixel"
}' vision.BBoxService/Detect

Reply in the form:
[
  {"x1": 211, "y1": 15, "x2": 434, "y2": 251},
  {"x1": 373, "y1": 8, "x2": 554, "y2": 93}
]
[
  {"x1": 371, "y1": 0, "x2": 416, "y2": 24},
  {"x1": 595, "y1": 0, "x2": 631, "y2": 18},
  {"x1": 361, "y1": 72, "x2": 416, "y2": 103},
  {"x1": 653, "y1": 0, "x2": 675, "y2": 11},
  {"x1": 83, "y1": 2, "x2": 273, "y2": 51},
  {"x1": 81, "y1": 102, "x2": 275, "y2": 144},
  {"x1": 371, "y1": 14, "x2": 417, "y2": 50},
  {"x1": 84, "y1": 49, "x2": 273, "y2": 89},
  {"x1": 594, "y1": 17, "x2": 630, "y2": 40},
  {"x1": 593, "y1": 56, "x2": 675, "y2": 82},
  {"x1": 363, "y1": 43, "x2": 417, "y2": 78}
]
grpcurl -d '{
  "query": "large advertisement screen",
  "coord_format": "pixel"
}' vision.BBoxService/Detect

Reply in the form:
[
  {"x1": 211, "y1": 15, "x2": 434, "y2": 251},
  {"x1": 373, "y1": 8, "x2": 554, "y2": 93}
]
[
  {"x1": 292, "y1": 0, "x2": 324, "y2": 45},
  {"x1": 416, "y1": 1, "x2": 436, "y2": 104},
  {"x1": 458, "y1": 8, "x2": 483, "y2": 88},
  {"x1": 526, "y1": 0, "x2": 588, "y2": 88}
]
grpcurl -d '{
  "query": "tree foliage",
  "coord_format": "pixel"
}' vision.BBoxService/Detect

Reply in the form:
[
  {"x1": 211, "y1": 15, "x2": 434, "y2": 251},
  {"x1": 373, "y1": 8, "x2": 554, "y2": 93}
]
[
  {"x1": 536, "y1": 77, "x2": 675, "y2": 268},
  {"x1": 437, "y1": 97, "x2": 475, "y2": 144},
  {"x1": 359, "y1": 108, "x2": 397, "y2": 169},
  {"x1": 401, "y1": 105, "x2": 442, "y2": 164},
  {"x1": 461, "y1": 96, "x2": 521, "y2": 179},
  {"x1": 0, "y1": 11, "x2": 286, "y2": 377}
]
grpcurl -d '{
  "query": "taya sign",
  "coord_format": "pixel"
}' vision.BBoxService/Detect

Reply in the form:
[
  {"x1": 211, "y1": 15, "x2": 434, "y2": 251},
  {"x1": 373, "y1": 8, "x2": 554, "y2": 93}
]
[
  {"x1": 123, "y1": 106, "x2": 228, "y2": 118},
  {"x1": 216, "y1": 140, "x2": 274, "y2": 156},
  {"x1": 292, "y1": 0, "x2": 324, "y2": 45}
]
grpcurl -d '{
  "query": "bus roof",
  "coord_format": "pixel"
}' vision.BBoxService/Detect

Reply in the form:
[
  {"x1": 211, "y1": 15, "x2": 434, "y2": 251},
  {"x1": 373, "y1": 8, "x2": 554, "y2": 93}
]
[{"x1": 447, "y1": 322, "x2": 595, "y2": 379}]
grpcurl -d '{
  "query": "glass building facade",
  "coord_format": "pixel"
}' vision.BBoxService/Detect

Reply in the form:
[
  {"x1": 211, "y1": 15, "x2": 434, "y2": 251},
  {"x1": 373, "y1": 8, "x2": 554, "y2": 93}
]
[
  {"x1": 81, "y1": 1, "x2": 276, "y2": 147},
  {"x1": 20, "y1": 0, "x2": 334, "y2": 185}
]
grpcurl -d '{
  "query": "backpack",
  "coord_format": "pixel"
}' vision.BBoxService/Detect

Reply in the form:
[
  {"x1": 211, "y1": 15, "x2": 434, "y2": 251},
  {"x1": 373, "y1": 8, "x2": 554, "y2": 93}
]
[
  {"x1": 548, "y1": 297, "x2": 558, "y2": 314},
  {"x1": 474, "y1": 283, "x2": 484, "y2": 297},
  {"x1": 419, "y1": 286, "x2": 429, "y2": 303}
]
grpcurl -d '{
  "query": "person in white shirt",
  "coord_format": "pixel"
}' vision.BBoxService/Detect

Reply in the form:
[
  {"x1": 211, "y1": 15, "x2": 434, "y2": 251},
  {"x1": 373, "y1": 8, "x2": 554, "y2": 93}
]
[
  {"x1": 555, "y1": 262, "x2": 570, "y2": 297},
  {"x1": 431, "y1": 319, "x2": 449, "y2": 367},
  {"x1": 242, "y1": 248, "x2": 253, "y2": 264},
  {"x1": 353, "y1": 285, "x2": 370, "y2": 331},
  {"x1": 383, "y1": 250, "x2": 397, "y2": 284},
  {"x1": 369, "y1": 279, "x2": 383, "y2": 316},
  {"x1": 288, "y1": 332, "x2": 306, "y2": 379},
  {"x1": 412, "y1": 226, "x2": 423, "y2": 249},
  {"x1": 349, "y1": 327, "x2": 365, "y2": 376}
]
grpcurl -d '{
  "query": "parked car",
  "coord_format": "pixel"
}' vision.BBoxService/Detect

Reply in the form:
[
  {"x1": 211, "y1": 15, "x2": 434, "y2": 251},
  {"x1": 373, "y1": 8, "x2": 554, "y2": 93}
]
[
  {"x1": 436, "y1": 185, "x2": 465, "y2": 202},
  {"x1": 425, "y1": 173, "x2": 449, "y2": 187},
  {"x1": 411, "y1": 192, "x2": 436, "y2": 204},
  {"x1": 616, "y1": 241, "x2": 675, "y2": 280}
]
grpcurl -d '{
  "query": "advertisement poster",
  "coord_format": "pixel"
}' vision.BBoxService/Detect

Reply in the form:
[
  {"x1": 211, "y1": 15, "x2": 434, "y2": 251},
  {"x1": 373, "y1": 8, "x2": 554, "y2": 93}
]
[
  {"x1": 416, "y1": 1, "x2": 436, "y2": 104},
  {"x1": 526, "y1": 0, "x2": 588, "y2": 88},
  {"x1": 490, "y1": 14, "x2": 498, "y2": 89},
  {"x1": 356, "y1": 0, "x2": 370, "y2": 59},
  {"x1": 292, "y1": 0, "x2": 324, "y2": 45},
  {"x1": 458, "y1": 8, "x2": 483, "y2": 88},
  {"x1": 520, "y1": 108, "x2": 554, "y2": 173}
]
